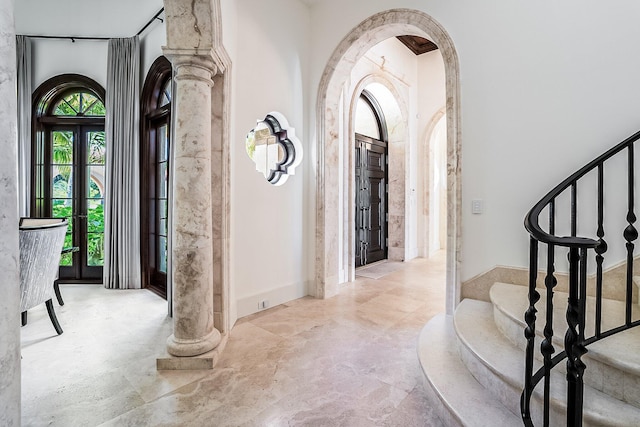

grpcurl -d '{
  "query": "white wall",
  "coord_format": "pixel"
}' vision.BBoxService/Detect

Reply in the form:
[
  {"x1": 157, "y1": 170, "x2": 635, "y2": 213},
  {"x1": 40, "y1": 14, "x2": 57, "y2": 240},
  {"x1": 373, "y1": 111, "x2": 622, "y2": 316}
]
[
  {"x1": 140, "y1": 19, "x2": 167, "y2": 79},
  {"x1": 27, "y1": 21, "x2": 165, "y2": 91},
  {"x1": 308, "y1": 0, "x2": 640, "y2": 281},
  {"x1": 16, "y1": 0, "x2": 165, "y2": 89},
  {"x1": 229, "y1": 0, "x2": 310, "y2": 321},
  {"x1": 15, "y1": 0, "x2": 163, "y2": 38},
  {"x1": 31, "y1": 39, "x2": 108, "y2": 89},
  {"x1": 417, "y1": 50, "x2": 446, "y2": 257}
]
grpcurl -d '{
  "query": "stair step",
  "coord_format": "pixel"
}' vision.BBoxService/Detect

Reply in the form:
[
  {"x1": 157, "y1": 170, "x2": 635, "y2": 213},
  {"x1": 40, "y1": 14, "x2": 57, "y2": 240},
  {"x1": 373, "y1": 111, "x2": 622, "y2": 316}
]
[
  {"x1": 417, "y1": 313, "x2": 521, "y2": 427},
  {"x1": 455, "y1": 298, "x2": 640, "y2": 426},
  {"x1": 490, "y1": 282, "x2": 640, "y2": 408}
]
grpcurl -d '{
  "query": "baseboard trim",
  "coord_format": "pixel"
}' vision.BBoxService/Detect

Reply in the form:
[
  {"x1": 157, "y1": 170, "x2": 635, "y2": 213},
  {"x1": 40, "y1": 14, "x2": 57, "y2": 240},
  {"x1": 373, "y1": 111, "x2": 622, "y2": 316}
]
[
  {"x1": 462, "y1": 257, "x2": 640, "y2": 304},
  {"x1": 236, "y1": 281, "x2": 309, "y2": 319}
]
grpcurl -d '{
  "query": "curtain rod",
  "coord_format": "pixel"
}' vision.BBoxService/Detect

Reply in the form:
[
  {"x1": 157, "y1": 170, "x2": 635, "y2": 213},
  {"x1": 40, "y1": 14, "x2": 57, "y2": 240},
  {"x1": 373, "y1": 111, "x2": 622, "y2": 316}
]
[{"x1": 20, "y1": 7, "x2": 164, "y2": 41}]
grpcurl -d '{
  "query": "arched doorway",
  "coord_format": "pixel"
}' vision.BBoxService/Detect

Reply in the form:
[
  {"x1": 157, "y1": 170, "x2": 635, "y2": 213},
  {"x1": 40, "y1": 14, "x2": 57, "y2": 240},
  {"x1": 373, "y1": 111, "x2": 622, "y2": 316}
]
[
  {"x1": 140, "y1": 56, "x2": 173, "y2": 299},
  {"x1": 354, "y1": 89, "x2": 388, "y2": 267},
  {"x1": 315, "y1": 9, "x2": 461, "y2": 314},
  {"x1": 32, "y1": 74, "x2": 107, "y2": 283}
]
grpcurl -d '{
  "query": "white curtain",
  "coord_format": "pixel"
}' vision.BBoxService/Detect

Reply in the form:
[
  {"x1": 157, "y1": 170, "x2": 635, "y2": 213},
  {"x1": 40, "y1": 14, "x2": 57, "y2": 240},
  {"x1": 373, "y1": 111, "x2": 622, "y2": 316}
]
[
  {"x1": 103, "y1": 36, "x2": 141, "y2": 289},
  {"x1": 16, "y1": 35, "x2": 31, "y2": 217}
]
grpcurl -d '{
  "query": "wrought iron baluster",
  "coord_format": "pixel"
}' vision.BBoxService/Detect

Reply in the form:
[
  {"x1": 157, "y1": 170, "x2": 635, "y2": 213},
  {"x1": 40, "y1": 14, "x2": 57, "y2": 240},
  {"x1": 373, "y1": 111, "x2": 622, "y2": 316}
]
[
  {"x1": 625, "y1": 145, "x2": 637, "y2": 326},
  {"x1": 541, "y1": 201, "x2": 557, "y2": 426},
  {"x1": 565, "y1": 247, "x2": 586, "y2": 427},
  {"x1": 522, "y1": 237, "x2": 540, "y2": 424},
  {"x1": 571, "y1": 183, "x2": 577, "y2": 237},
  {"x1": 595, "y1": 164, "x2": 607, "y2": 338},
  {"x1": 522, "y1": 131, "x2": 640, "y2": 426}
]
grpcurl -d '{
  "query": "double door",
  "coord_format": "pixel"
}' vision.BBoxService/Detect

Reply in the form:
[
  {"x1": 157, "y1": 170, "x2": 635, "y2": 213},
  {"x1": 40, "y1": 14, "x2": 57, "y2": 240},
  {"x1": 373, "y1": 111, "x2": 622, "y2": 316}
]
[
  {"x1": 43, "y1": 125, "x2": 105, "y2": 282},
  {"x1": 355, "y1": 134, "x2": 387, "y2": 267}
]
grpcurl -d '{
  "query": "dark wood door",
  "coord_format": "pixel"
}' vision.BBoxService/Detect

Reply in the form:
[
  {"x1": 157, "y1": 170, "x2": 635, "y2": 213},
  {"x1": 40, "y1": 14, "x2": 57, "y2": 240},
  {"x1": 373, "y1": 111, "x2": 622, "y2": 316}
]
[
  {"x1": 48, "y1": 125, "x2": 105, "y2": 283},
  {"x1": 355, "y1": 133, "x2": 387, "y2": 267}
]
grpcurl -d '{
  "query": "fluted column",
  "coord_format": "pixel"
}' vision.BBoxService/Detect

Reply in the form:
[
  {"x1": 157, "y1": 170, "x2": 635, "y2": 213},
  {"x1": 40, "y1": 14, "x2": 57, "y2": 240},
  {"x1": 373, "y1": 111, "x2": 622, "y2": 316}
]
[
  {"x1": 0, "y1": 0, "x2": 22, "y2": 423},
  {"x1": 165, "y1": 53, "x2": 221, "y2": 357}
]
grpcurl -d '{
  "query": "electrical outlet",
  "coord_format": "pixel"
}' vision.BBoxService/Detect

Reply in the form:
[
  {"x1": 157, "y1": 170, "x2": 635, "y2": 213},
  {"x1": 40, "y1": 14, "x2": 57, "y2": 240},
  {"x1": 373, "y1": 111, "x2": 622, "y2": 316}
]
[{"x1": 259, "y1": 300, "x2": 269, "y2": 310}]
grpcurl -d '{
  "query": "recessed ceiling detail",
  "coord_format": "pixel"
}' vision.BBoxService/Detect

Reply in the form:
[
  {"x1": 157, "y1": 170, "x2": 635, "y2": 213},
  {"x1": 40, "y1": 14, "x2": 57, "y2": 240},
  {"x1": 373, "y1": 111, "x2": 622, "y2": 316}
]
[{"x1": 396, "y1": 35, "x2": 439, "y2": 56}]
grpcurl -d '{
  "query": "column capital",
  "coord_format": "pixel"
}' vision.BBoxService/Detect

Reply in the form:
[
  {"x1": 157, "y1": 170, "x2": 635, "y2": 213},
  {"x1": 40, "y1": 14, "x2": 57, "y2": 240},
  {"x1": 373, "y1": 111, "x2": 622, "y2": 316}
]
[{"x1": 162, "y1": 48, "x2": 218, "y2": 83}]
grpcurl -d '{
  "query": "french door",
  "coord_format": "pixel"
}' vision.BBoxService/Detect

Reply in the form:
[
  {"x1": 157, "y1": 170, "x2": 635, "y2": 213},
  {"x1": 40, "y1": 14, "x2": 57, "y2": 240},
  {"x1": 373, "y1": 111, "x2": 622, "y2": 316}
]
[
  {"x1": 141, "y1": 56, "x2": 173, "y2": 299},
  {"x1": 143, "y1": 117, "x2": 170, "y2": 296},
  {"x1": 355, "y1": 133, "x2": 388, "y2": 267},
  {"x1": 46, "y1": 125, "x2": 105, "y2": 282}
]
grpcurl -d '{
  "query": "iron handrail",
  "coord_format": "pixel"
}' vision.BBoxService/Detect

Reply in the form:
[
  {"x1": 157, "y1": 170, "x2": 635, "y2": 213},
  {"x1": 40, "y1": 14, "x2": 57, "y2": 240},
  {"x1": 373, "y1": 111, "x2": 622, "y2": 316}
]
[
  {"x1": 524, "y1": 129, "x2": 640, "y2": 248},
  {"x1": 521, "y1": 128, "x2": 640, "y2": 426}
]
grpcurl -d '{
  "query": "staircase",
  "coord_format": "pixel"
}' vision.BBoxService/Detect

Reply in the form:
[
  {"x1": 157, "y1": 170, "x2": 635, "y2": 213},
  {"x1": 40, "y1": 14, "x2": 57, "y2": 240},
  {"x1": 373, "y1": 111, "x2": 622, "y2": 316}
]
[
  {"x1": 419, "y1": 130, "x2": 640, "y2": 425},
  {"x1": 418, "y1": 282, "x2": 640, "y2": 426}
]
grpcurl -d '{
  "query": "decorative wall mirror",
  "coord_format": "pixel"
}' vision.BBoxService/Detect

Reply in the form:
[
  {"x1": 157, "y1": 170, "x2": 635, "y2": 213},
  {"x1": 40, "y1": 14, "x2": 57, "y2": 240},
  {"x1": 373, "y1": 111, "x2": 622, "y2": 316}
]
[{"x1": 245, "y1": 112, "x2": 302, "y2": 185}]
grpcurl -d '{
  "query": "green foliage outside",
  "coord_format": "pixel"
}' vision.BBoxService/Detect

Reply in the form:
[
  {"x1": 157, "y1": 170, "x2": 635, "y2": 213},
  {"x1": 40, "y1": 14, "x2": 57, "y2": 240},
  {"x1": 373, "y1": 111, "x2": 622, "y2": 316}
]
[
  {"x1": 54, "y1": 92, "x2": 106, "y2": 117},
  {"x1": 51, "y1": 125, "x2": 105, "y2": 268},
  {"x1": 53, "y1": 202, "x2": 104, "y2": 267}
]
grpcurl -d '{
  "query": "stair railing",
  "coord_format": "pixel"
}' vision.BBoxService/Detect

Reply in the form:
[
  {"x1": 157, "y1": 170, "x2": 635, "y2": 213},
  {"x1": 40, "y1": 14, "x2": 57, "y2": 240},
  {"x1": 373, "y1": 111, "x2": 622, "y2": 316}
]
[{"x1": 522, "y1": 129, "x2": 640, "y2": 426}]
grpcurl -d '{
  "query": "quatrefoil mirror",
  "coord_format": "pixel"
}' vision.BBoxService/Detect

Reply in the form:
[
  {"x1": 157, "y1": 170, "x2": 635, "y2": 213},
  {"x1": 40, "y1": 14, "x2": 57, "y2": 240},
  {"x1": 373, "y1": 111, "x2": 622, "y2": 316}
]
[{"x1": 245, "y1": 112, "x2": 302, "y2": 186}]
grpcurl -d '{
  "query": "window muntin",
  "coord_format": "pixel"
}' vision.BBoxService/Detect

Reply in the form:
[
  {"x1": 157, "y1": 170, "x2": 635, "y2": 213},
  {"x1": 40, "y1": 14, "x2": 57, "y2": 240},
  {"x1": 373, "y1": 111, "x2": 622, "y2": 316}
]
[{"x1": 53, "y1": 91, "x2": 105, "y2": 116}]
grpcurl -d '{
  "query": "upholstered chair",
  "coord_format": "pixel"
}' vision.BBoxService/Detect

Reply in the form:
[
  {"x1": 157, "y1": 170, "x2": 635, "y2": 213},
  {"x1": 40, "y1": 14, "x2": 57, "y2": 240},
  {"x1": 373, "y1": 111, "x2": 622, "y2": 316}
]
[{"x1": 19, "y1": 218, "x2": 68, "y2": 335}]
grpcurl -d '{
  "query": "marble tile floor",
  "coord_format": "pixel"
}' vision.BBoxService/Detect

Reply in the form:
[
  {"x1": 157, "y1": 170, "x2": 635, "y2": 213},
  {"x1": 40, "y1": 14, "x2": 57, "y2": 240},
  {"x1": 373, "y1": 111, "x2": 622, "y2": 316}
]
[{"x1": 21, "y1": 252, "x2": 447, "y2": 427}]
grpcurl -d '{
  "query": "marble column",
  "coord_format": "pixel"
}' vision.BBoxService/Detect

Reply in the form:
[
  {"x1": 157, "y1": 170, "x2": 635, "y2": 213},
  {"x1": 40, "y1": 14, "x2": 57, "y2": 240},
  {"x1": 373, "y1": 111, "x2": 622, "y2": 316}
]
[
  {"x1": 0, "y1": 0, "x2": 22, "y2": 424},
  {"x1": 164, "y1": 53, "x2": 221, "y2": 357}
]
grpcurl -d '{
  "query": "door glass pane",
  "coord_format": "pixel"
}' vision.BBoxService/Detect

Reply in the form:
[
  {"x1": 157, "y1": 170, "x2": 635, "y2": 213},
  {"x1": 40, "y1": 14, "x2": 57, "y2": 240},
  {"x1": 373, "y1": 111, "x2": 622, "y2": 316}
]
[
  {"x1": 86, "y1": 160, "x2": 104, "y2": 266},
  {"x1": 87, "y1": 131, "x2": 105, "y2": 164},
  {"x1": 159, "y1": 236, "x2": 167, "y2": 273},
  {"x1": 87, "y1": 166, "x2": 105, "y2": 198},
  {"x1": 355, "y1": 98, "x2": 380, "y2": 139},
  {"x1": 87, "y1": 199, "x2": 104, "y2": 233},
  {"x1": 87, "y1": 232, "x2": 104, "y2": 266},
  {"x1": 86, "y1": 199, "x2": 104, "y2": 266},
  {"x1": 52, "y1": 130, "x2": 74, "y2": 202},
  {"x1": 158, "y1": 124, "x2": 168, "y2": 162},
  {"x1": 85, "y1": 130, "x2": 105, "y2": 268},
  {"x1": 52, "y1": 198, "x2": 73, "y2": 266},
  {"x1": 158, "y1": 162, "x2": 168, "y2": 198},
  {"x1": 52, "y1": 167, "x2": 73, "y2": 198}
]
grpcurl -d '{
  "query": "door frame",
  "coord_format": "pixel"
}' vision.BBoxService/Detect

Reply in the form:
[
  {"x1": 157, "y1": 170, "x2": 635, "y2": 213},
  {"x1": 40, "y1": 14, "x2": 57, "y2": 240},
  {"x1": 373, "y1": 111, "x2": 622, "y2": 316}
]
[
  {"x1": 32, "y1": 74, "x2": 106, "y2": 284},
  {"x1": 140, "y1": 56, "x2": 173, "y2": 300},
  {"x1": 354, "y1": 89, "x2": 389, "y2": 268},
  {"x1": 45, "y1": 124, "x2": 105, "y2": 282}
]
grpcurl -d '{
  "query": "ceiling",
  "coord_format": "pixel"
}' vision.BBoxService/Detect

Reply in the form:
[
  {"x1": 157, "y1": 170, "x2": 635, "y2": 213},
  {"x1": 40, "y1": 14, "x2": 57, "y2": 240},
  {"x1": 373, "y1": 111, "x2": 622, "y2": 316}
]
[
  {"x1": 396, "y1": 35, "x2": 439, "y2": 55},
  {"x1": 14, "y1": 0, "x2": 164, "y2": 38}
]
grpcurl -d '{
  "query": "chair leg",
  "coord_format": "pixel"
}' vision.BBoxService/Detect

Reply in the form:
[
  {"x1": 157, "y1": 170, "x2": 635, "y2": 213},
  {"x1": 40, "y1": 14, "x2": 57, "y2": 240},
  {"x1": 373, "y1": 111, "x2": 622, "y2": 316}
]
[
  {"x1": 45, "y1": 299, "x2": 63, "y2": 335},
  {"x1": 21, "y1": 311, "x2": 27, "y2": 326},
  {"x1": 54, "y1": 281, "x2": 64, "y2": 306}
]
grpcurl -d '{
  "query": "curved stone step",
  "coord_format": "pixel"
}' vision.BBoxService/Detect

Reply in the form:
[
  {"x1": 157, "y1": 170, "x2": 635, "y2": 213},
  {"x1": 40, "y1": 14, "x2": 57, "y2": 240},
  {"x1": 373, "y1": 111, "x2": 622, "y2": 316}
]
[
  {"x1": 490, "y1": 282, "x2": 640, "y2": 408},
  {"x1": 455, "y1": 298, "x2": 640, "y2": 426},
  {"x1": 417, "y1": 314, "x2": 521, "y2": 427}
]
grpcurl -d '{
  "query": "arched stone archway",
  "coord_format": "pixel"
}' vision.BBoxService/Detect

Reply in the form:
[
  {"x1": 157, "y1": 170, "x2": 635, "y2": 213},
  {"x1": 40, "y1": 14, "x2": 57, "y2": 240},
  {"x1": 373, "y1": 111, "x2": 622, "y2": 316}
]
[
  {"x1": 315, "y1": 9, "x2": 461, "y2": 314},
  {"x1": 344, "y1": 75, "x2": 409, "y2": 281}
]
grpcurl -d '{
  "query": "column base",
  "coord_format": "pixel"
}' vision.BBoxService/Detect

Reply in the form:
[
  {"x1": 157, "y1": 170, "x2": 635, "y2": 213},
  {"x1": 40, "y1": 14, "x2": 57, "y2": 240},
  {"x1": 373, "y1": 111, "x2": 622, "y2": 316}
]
[
  {"x1": 165, "y1": 327, "x2": 222, "y2": 357},
  {"x1": 157, "y1": 333, "x2": 227, "y2": 370}
]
